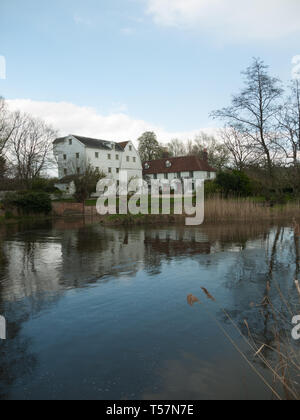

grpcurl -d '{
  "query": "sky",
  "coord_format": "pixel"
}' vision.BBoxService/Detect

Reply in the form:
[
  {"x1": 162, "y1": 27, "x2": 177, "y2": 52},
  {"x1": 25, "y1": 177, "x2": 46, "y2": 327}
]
[{"x1": 0, "y1": 0, "x2": 300, "y2": 144}]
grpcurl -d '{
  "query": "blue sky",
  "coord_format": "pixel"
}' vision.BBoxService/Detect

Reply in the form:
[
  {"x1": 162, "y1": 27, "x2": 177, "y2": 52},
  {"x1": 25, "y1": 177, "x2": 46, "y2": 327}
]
[{"x1": 1, "y1": 0, "x2": 300, "y2": 143}]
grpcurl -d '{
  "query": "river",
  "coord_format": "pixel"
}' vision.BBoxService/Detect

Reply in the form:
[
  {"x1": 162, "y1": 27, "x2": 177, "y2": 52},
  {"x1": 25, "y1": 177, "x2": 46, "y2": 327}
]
[{"x1": 0, "y1": 218, "x2": 298, "y2": 400}]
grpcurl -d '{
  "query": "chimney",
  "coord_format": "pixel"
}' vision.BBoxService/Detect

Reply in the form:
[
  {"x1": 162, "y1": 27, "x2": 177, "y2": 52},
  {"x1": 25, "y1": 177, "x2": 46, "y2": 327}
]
[{"x1": 202, "y1": 149, "x2": 208, "y2": 162}]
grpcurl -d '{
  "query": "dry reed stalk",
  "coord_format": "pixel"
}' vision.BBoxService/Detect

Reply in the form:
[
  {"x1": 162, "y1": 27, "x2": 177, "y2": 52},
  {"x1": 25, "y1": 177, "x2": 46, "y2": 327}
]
[
  {"x1": 195, "y1": 288, "x2": 298, "y2": 399},
  {"x1": 187, "y1": 293, "x2": 283, "y2": 400},
  {"x1": 295, "y1": 280, "x2": 300, "y2": 299}
]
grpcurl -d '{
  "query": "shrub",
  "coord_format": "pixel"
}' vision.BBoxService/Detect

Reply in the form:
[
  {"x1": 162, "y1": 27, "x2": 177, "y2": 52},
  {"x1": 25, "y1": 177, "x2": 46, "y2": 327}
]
[
  {"x1": 31, "y1": 177, "x2": 59, "y2": 193},
  {"x1": 216, "y1": 170, "x2": 253, "y2": 197},
  {"x1": 73, "y1": 166, "x2": 106, "y2": 203},
  {"x1": 3, "y1": 191, "x2": 52, "y2": 215}
]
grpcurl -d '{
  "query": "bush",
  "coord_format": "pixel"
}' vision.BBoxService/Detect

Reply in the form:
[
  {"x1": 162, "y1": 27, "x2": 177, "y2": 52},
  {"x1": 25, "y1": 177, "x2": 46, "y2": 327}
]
[
  {"x1": 216, "y1": 170, "x2": 253, "y2": 197},
  {"x1": 31, "y1": 177, "x2": 59, "y2": 193},
  {"x1": 3, "y1": 191, "x2": 52, "y2": 215}
]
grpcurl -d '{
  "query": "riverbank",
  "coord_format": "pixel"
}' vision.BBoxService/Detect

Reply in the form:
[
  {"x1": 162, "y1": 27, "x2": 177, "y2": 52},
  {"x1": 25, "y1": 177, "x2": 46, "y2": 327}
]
[{"x1": 1, "y1": 197, "x2": 299, "y2": 226}]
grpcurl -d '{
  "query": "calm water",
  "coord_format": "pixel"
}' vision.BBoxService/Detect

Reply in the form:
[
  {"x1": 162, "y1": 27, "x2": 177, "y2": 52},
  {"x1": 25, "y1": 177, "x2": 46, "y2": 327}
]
[{"x1": 0, "y1": 218, "x2": 299, "y2": 400}]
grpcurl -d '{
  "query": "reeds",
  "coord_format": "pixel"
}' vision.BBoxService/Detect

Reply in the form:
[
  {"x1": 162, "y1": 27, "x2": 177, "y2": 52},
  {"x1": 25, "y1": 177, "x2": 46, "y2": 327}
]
[
  {"x1": 204, "y1": 197, "x2": 300, "y2": 222},
  {"x1": 187, "y1": 222, "x2": 300, "y2": 400}
]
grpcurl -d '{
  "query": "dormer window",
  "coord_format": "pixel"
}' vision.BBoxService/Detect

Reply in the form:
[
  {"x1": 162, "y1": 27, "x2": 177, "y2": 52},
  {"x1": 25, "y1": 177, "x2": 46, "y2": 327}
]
[
  {"x1": 144, "y1": 163, "x2": 150, "y2": 170},
  {"x1": 166, "y1": 160, "x2": 172, "y2": 168}
]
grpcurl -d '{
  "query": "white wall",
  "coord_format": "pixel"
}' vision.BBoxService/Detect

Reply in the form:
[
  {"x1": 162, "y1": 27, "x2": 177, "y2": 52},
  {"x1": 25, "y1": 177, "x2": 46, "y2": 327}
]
[
  {"x1": 54, "y1": 138, "x2": 143, "y2": 181},
  {"x1": 120, "y1": 142, "x2": 143, "y2": 179},
  {"x1": 86, "y1": 146, "x2": 120, "y2": 179},
  {"x1": 145, "y1": 171, "x2": 216, "y2": 181},
  {"x1": 53, "y1": 136, "x2": 86, "y2": 178}
]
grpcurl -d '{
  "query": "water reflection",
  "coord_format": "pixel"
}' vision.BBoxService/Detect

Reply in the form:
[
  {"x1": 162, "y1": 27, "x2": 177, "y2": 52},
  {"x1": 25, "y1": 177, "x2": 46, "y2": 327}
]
[{"x1": 0, "y1": 218, "x2": 298, "y2": 400}]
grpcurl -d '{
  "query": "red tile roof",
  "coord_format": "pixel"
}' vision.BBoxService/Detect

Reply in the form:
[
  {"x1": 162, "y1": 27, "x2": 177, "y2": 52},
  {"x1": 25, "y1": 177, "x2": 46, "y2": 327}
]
[
  {"x1": 118, "y1": 141, "x2": 130, "y2": 149},
  {"x1": 143, "y1": 155, "x2": 216, "y2": 175}
]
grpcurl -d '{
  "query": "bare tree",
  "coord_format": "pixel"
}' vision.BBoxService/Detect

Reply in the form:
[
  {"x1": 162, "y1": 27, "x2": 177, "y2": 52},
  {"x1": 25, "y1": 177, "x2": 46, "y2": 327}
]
[
  {"x1": 211, "y1": 58, "x2": 284, "y2": 179},
  {"x1": 277, "y1": 80, "x2": 300, "y2": 165},
  {"x1": 8, "y1": 113, "x2": 57, "y2": 188},
  {"x1": 167, "y1": 139, "x2": 187, "y2": 157},
  {"x1": 0, "y1": 97, "x2": 19, "y2": 157},
  {"x1": 192, "y1": 133, "x2": 230, "y2": 170},
  {"x1": 220, "y1": 127, "x2": 260, "y2": 170}
]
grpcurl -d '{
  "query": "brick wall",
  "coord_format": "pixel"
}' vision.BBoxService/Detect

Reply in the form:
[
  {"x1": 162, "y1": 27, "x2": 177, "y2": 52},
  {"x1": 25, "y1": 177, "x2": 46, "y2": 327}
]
[
  {"x1": 52, "y1": 202, "x2": 85, "y2": 216},
  {"x1": 52, "y1": 202, "x2": 99, "y2": 217}
]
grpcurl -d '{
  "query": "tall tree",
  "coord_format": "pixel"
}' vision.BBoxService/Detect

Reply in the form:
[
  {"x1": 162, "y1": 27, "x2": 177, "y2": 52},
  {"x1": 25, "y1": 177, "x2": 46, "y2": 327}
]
[
  {"x1": 0, "y1": 97, "x2": 18, "y2": 158},
  {"x1": 138, "y1": 131, "x2": 162, "y2": 162},
  {"x1": 167, "y1": 139, "x2": 186, "y2": 157},
  {"x1": 278, "y1": 80, "x2": 300, "y2": 164},
  {"x1": 192, "y1": 133, "x2": 230, "y2": 170},
  {"x1": 211, "y1": 58, "x2": 284, "y2": 178},
  {"x1": 9, "y1": 113, "x2": 57, "y2": 188},
  {"x1": 220, "y1": 127, "x2": 260, "y2": 170}
]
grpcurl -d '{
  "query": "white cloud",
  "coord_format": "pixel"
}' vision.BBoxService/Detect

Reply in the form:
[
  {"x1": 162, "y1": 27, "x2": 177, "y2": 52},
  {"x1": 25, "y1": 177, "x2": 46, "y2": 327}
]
[
  {"x1": 6, "y1": 99, "x2": 215, "y2": 144},
  {"x1": 145, "y1": 0, "x2": 300, "y2": 40},
  {"x1": 292, "y1": 55, "x2": 300, "y2": 80}
]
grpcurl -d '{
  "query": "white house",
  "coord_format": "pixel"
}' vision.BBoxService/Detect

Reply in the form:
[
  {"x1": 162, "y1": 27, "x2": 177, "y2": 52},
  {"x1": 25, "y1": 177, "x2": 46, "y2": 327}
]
[
  {"x1": 143, "y1": 154, "x2": 216, "y2": 184},
  {"x1": 53, "y1": 135, "x2": 143, "y2": 192}
]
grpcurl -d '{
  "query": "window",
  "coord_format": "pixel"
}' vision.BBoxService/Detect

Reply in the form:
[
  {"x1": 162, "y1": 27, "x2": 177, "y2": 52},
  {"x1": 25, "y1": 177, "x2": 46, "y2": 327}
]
[
  {"x1": 64, "y1": 169, "x2": 67, "y2": 175},
  {"x1": 116, "y1": 168, "x2": 119, "y2": 174},
  {"x1": 154, "y1": 174, "x2": 157, "y2": 180},
  {"x1": 76, "y1": 153, "x2": 80, "y2": 159},
  {"x1": 108, "y1": 154, "x2": 111, "y2": 160},
  {"x1": 207, "y1": 172, "x2": 211, "y2": 179},
  {"x1": 189, "y1": 171, "x2": 194, "y2": 178},
  {"x1": 144, "y1": 163, "x2": 150, "y2": 170},
  {"x1": 133, "y1": 157, "x2": 136, "y2": 163},
  {"x1": 129, "y1": 146, "x2": 132, "y2": 152},
  {"x1": 177, "y1": 172, "x2": 181, "y2": 179},
  {"x1": 69, "y1": 139, "x2": 72, "y2": 145},
  {"x1": 95, "y1": 152, "x2": 99, "y2": 158},
  {"x1": 77, "y1": 168, "x2": 80, "y2": 174},
  {"x1": 116, "y1": 155, "x2": 119, "y2": 160},
  {"x1": 126, "y1": 156, "x2": 130, "y2": 162},
  {"x1": 108, "y1": 168, "x2": 112, "y2": 173},
  {"x1": 164, "y1": 173, "x2": 168, "y2": 180},
  {"x1": 96, "y1": 167, "x2": 99, "y2": 171},
  {"x1": 63, "y1": 154, "x2": 67, "y2": 160}
]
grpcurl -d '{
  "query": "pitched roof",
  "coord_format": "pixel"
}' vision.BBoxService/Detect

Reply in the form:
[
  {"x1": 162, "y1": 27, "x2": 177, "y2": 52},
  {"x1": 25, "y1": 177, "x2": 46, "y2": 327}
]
[
  {"x1": 53, "y1": 135, "x2": 124, "y2": 151},
  {"x1": 118, "y1": 141, "x2": 130, "y2": 149},
  {"x1": 143, "y1": 155, "x2": 216, "y2": 175}
]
